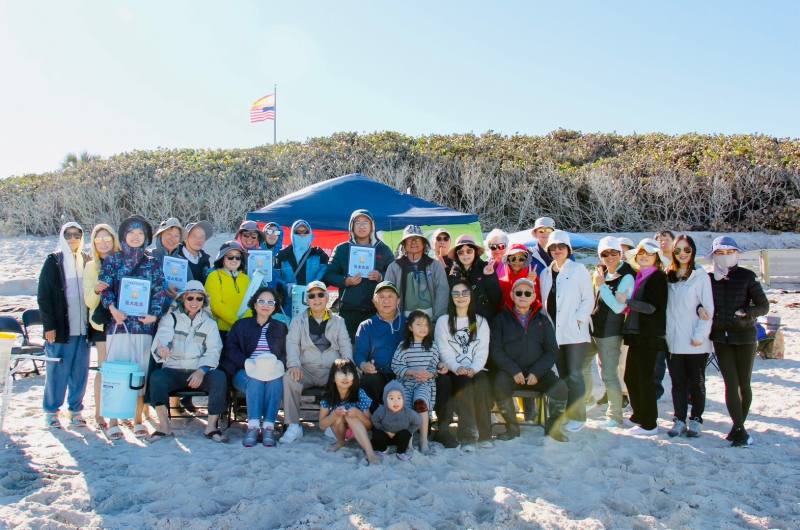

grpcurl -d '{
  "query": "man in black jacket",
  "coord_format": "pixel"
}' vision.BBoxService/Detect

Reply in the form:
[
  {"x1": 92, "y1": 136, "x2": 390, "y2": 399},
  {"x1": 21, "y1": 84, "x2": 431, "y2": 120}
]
[
  {"x1": 37, "y1": 222, "x2": 92, "y2": 428},
  {"x1": 490, "y1": 278, "x2": 569, "y2": 442}
]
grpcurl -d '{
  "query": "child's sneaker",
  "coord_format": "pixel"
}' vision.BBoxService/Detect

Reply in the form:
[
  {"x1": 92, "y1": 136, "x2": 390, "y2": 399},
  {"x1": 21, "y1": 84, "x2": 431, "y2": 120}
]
[{"x1": 44, "y1": 412, "x2": 61, "y2": 429}]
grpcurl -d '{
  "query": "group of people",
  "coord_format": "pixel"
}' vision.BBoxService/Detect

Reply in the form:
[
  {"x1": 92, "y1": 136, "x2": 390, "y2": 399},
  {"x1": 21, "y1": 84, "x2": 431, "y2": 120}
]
[{"x1": 36, "y1": 210, "x2": 769, "y2": 463}]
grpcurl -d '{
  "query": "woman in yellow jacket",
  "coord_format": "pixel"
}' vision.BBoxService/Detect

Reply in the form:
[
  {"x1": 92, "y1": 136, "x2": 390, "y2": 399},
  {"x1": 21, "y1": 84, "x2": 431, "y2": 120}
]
[
  {"x1": 83, "y1": 223, "x2": 121, "y2": 427},
  {"x1": 205, "y1": 241, "x2": 252, "y2": 342}
]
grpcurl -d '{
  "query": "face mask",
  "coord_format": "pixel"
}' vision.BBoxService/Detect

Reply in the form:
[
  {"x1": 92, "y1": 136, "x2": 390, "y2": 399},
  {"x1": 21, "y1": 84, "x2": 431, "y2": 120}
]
[{"x1": 714, "y1": 254, "x2": 738, "y2": 269}]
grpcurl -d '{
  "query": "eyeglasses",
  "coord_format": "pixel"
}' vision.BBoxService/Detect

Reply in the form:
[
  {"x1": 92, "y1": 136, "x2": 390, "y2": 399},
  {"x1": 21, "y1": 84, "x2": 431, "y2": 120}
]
[
  {"x1": 225, "y1": 255, "x2": 242, "y2": 261},
  {"x1": 184, "y1": 295, "x2": 205, "y2": 302},
  {"x1": 241, "y1": 231, "x2": 259, "y2": 239},
  {"x1": 549, "y1": 243, "x2": 569, "y2": 251},
  {"x1": 600, "y1": 250, "x2": 620, "y2": 258},
  {"x1": 306, "y1": 292, "x2": 327, "y2": 300},
  {"x1": 489, "y1": 244, "x2": 506, "y2": 251},
  {"x1": 673, "y1": 247, "x2": 693, "y2": 256},
  {"x1": 451, "y1": 289, "x2": 471, "y2": 298},
  {"x1": 456, "y1": 247, "x2": 474, "y2": 255},
  {"x1": 514, "y1": 290, "x2": 534, "y2": 298},
  {"x1": 64, "y1": 231, "x2": 83, "y2": 240},
  {"x1": 264, "y1": 228, "x2": 281, "y2": 236},
  {"x1": 507, "y1": 255, "x2": 527, "y2": 263},
  {"x1": 256, "y1": 299, "x2": 276, "y2": 307},
  {"x1": 436, "y1": 235, "x2": 450, "y2": 242},
  {"x1": 94, "y1": 236, "x2": 113, "y2": 243}
]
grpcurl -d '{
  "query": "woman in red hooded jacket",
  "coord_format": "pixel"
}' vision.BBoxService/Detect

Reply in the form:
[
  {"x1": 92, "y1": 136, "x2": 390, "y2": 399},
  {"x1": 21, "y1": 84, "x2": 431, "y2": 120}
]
[{"x1": 497, "y1": 244, "x2": 542, "y2": 313}]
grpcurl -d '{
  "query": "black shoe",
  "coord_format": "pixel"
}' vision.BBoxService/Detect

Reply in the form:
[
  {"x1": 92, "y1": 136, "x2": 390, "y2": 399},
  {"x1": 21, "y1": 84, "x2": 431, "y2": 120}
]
[
  {"x1": 180, "y1": 396, "x2": 196, "y2": 412},
  {"x1": 497, "y1": 424, "x2": 520, "y2": 441},
  {"x1": 730, "y1": 427, "x2": 752, "y2": 447},
  {"x1": 725, "y1": 426, "x2": 735, "y2": 441},
  {"x1": 432, "y1": 429, "x2": 459, "y2": 449},
  {"x1": 597, "y1": 392, "x2": 609, "y2": 405}
]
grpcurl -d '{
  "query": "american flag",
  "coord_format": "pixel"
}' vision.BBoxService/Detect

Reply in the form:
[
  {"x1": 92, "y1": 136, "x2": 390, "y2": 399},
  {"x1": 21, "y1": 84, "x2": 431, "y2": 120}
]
[{"x1": 250, "y1": 93, "x2": 276, "y2": 122}]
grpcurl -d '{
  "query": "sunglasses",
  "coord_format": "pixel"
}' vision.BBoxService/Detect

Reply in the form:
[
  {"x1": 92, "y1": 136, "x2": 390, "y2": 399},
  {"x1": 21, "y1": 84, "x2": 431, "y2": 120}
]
[
  {"x1": 507, "y1": 255, "x2": 527, "y2": 263},
  {"x1": 264, "y1": 228, "x2": 281, "y2": 236},
  {"x1": 306, "y1": 292, "x2": 327, "y2": 300},
  {"x1": 94, "y1": 235, "x2": 113, "y2": 243},
  {"x1": 514, "y1": 290, "x2": 534, "y2": 298},
  {"x1": 184, "y1": 295, "x2": 205, "y2": 302},
  {"x1": 225, "y1": 255, "x2": 243, "y2": 261},
  {"x1": 600, "y1": 250, "x2": 620, "y2": 258},
  {"x1": 436, "y1": 235, "x2": 450, "y2": 242},
  {"x1": 489, "y1": 244, "x2": 506, "y2": 251},
  {"x1": 241, "y1": 231, "x2": 259, "y2": 239},
  {"x1": 456, "y1": 247, "x2": 474, "y2": 255},
  {"x1": 451, "y1": 289, "x2": 471, "y2": 298},
  {"x1": 673, "y1": 246, "x2": 693, "y2": 256},
  {"x1": 64, "y1": 231, "x2": 83, "y2": 240},
  {"x1": 294, "y1": 229, "x2": 309, "y2": 235},
  {"x1": 256, "y1": 299, "x2": 276, "y2": 307},
  {"x1": 549, "y1": 243, "x2": 569, "y2": 251}
]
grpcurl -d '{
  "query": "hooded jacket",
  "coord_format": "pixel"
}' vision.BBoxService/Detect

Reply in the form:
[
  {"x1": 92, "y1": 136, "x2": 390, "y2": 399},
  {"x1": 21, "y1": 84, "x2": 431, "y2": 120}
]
[
  {"x1": 371, "y1": 380, "x2": 422, "y2": 433},
  {"x1": 497, "y1": 246, "x2": 542, "y2": 314},
  {"x1": 37, "y1": 222, "x2": 92, "y2": 342},
  {"x1": 384, "y1": 246, "x2": 449, "y2": 321},
  {"x1": 262, "y1": 222, "x2": 285, "y2": 253},
  {"x1": 275, "y1": 220, "x2": 329, "y2": 315},
  {"x1": 205, "y1": 268, "x2": 251, "y2": 332},
  {"x1": 100, "y1": 217, "x2": 168, "y2": 336},
  {"x1": 84, "y1": 224, "x2": 121, "y2": 331},
  {"x1": 666, "y1": 265, "x2": 714, "y2": 354},
  {"x1": 324, "y1": 209, "x2": 394, "y2": 312}
]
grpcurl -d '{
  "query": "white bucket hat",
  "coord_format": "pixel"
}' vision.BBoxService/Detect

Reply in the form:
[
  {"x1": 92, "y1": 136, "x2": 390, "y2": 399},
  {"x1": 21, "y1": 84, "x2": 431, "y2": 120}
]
[
  {"x1": 626, "y1": 238, "x2": 671, "y2": 270},
  {"x1": 597, "y1": 236, "x2": 622, "y2": 258},
  {"x1": 244, "y1": 354, "x2": 285, "y2": 382},
  {"x1": 545, "y1": 229, "x2": 573, "y2": 252},
  {"x1": 533, "y1": 217, "x2": 556, "y2": 231}
]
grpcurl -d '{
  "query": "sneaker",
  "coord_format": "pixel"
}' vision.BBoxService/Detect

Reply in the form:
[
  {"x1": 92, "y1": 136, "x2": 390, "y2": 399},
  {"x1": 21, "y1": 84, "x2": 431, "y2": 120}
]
[
  {"x1": 731, "y1": 427, "x2": 753, "y2": 447},
  {"x1": 280, "y1": 423, "x2": 303, "y2": 444},
  {"x1": 564, "y1": 420, "x2": 585, "y2": 433},
  {"x1": 262, "y1": 427, "x2": 277, "y2": 447},
  {"x1": 629, "y1": 425, "x2": 659, "y2": 436},
  {"x1": 623, "y1": 418, "x2": 639, "y2": 428},
  {"x1": 601, "y1": 419, "x2": 621, "y2": 429},
  {"x1": 686, "y1": 418, "x2": 702, "y2": 438},
  {"x1": 242, "y1": 428, "x2": 260, "y2": 448},
  {"x1": 668, "y1": 419, "x2": 687, "y2": 438},
  {"x1": 460, "y1": 443, "x2": 477, "y2": 453},
  {"x1": 44, "y1": 412, "x2": 61, "y2": 429},
  {"x1": 478, "y1": 439, "x2": 495, "y2": 449},
  {"x1": 397, "y1": 452, "x2": 412, "y2": 461},
  {"x1": 725, "y1": 426, "x2": 735, "y2": 441}
]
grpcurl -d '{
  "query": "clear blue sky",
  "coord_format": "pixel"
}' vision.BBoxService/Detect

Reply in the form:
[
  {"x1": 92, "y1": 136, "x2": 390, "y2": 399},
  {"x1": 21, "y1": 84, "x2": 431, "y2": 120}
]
[{"x1": 1, "y1": 1, "x2": 798, "y2": 178}]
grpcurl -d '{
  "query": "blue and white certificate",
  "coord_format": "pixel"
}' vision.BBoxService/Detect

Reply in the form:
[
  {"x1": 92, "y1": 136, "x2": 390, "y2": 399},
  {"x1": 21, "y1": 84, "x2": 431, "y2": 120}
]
[
  {"x1": 290, "y1": 284, "x2": 308, "y2": 321},
  {"x1": 247, "y1": 250, "x2": 273, "y2": 282},
  {"x1": 119, "y1": 277, "x2": 151, "y2": 317},
  {"x1": 348, "y1": 246, "x2": 375, "y2": 277},
  {"x1": 163, "y1": 256, "x2": 188, "y2": 291}
]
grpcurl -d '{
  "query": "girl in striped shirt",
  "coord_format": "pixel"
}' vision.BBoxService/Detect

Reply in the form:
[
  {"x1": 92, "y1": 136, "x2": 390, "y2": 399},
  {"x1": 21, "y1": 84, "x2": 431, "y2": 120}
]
[{"x1": 392, "y1": 310, "x2": 446, "y2": 453}]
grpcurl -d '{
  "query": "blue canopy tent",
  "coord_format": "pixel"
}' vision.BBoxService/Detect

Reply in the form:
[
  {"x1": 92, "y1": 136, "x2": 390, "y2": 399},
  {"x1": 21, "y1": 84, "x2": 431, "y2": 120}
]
[{"x1": 247, "y1": 173, "x2": 483, "y2": 253}]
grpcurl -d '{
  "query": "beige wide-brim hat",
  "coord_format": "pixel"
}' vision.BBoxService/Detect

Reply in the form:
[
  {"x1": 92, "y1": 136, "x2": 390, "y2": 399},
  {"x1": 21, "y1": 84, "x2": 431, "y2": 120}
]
[
  {"x1": 447, "y1": 234, "x2": 486, "y2": 260},
  {"x1": 626, "y1": 238, "x2": 671, "y2": 270}
]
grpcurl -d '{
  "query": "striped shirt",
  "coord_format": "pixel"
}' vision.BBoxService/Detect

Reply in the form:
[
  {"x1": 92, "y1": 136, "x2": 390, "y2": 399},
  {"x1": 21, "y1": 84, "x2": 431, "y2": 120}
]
[
  {"x1": 251, "y1": 323, "x2": 272, "y2": 359},
  {"x1": 391, "y1": 342, "x2": 440, "y2": 379}
]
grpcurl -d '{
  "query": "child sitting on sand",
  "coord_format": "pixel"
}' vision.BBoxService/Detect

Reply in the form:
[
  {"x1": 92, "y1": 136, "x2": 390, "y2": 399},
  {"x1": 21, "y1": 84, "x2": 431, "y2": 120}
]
[
  {"x1": 318, "y1": 358, "x2": 381, "y2": 465},
  {"x1": 371, "y1": 380, "x2": 422, "y2": 461},
  {"x1": 391, "y1": 310, "x2": 444, "y2": 453}
]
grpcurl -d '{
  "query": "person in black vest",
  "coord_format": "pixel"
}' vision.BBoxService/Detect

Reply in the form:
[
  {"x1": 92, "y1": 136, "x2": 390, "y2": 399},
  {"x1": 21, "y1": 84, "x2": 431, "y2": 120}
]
[
  {"x1": 706, "y1": 236, "x2": 769, "y2": 447},
  {"x1": 588, "y1": 237, "x2": 635, "y2": 428}
]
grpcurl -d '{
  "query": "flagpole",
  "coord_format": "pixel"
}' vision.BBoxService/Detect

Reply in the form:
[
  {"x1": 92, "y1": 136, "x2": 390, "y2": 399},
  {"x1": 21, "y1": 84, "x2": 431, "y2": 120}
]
[{"x1": 273, "y1": 83, "x2": 277, "y2": 145}]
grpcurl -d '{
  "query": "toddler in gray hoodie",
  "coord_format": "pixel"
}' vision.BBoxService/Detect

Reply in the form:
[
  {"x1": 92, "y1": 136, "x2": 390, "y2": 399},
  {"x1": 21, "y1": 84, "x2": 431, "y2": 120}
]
[{"x1": 371, "y1": 380, "x2": 422, "y2": 460}]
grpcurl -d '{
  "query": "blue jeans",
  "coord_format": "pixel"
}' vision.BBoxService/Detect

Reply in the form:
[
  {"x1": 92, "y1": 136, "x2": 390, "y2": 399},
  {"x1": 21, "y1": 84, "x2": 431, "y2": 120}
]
[
  {"x1": 43, "y1": 335, "x2": 90, "y2": 414},
  {"x1": 233, "y1": 369, "x2": 283, "y2": 424}
]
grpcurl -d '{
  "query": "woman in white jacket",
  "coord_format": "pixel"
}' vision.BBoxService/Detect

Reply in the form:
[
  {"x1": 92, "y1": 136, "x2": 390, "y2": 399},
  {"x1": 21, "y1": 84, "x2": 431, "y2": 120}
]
[
  {"x1": 539, "y1": 230, "x2": 594, "y2": 432},
  {"x1": 665, "y1": 235, "x2": 714, "y2": 438},
  {"x1": 435, "y1": 280, "x2": 492, "y2": 452}
]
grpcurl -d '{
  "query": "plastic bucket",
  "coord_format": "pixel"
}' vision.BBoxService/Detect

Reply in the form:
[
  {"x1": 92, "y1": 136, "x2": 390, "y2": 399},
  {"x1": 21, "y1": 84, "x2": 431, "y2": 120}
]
[
  {"x1": 0, "y1": 332, "x2": 19, "y2": 384},
  {"x1": 100, "y1": 361, "x2": 145, "y2": 419}
]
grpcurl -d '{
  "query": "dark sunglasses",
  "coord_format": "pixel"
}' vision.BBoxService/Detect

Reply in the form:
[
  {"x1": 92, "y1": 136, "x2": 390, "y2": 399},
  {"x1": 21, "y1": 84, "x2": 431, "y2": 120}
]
[
  {"x1": 241, "y1": 231, "x2": 259, "y2": 238},
  {"x1": 256, "y1": 299, "x2": 276, "y2": 307},
  {"x1": 600, "y1": 250, "x2": 620, "y2": 258},
  {"x1": 549, "y1": 243, "x2": 569, "y2": 251},
  {"x1": 64, "y1": 231, "x2": 83, "y2": 240},
  {"x1": 436, "y1": 235, "x2": 450, "y2": 242},
  {"x1": 306, "y1": 292, "x2": 327, "y2": 300},
  {"x1": 489, "y1": 244, "x2": 506, "y2": 251},
  {"x1": 508, "y1": 255, "x2": 527, "y2": 263},
  {"x1": 514, "y1": 290, "x2": 534, "y2": 298},
  {"x1": 225, "y1": 255, "x2": 243, "y2": 261},
  {"x1": 184, "y1": 295, "x2": 205, "y2": 302},
  {"x1": 673, "y1": 246, "x2": 693, "y2": 256}
]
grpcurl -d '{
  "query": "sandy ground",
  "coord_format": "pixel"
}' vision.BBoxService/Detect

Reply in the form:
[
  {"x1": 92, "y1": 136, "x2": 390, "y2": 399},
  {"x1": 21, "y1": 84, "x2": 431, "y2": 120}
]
[{"x1": 1, "y1": 234, "x2": 799, "y2": 529}]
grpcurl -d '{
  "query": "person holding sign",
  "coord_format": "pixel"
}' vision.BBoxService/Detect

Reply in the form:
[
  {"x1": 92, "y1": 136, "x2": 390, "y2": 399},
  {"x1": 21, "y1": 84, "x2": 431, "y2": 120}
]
[
  {"x1": 204, "y1": 241, "x2": 251, "y2": 342},
  {"x1": 324, "y1": 209, "x2": 393, "y2": 341},
  {"x1": 179, "y1": 221, "x2": 213, "y2": 284},
  {"x1": 99, "y1": 216, "x2": 168, "y2": 438},
  {"x1": 150, "y1": 218, "x2": 186, "y2": 301},
  {"x1": 261, "y1": 221, "x2": 284, "y2": 253},
  {"x1": 275, "y1": 220, "x2": 329, "y2": 318}
]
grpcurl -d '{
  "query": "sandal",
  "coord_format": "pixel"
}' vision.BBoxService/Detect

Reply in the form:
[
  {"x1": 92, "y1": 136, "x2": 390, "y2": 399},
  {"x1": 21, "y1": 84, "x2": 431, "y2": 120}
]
[
  {"x1": 204, "y1": 430, "x2": 229, "y2": 443},
  {"x1": 104, "y1": 425, "x2": 124, "y2": 440},
  {"x1": 147, "y1": 431, "x2": 174, "y2": 443},
  {"x1": 133, "y1": 424, "x2": 148, "y2": 438},
  {"x1": 69, "y1": 414, "x2": 88, "y2": 428},
  {"x1": 44, "y1": 413, "x2": 61, "y2": 429}
]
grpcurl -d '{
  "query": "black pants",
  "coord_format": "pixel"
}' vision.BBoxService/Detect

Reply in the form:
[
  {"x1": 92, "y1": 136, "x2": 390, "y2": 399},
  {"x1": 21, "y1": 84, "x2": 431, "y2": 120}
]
[
  {"x1": 434, "y1": 372, "x2": 454, "y2": 426},
  {"x1": 654, "y1": 351, "x2": 667, "y2": 400},
  {"x1": 493, "y1": 370, "x2": 568, "y2": 402},
  {"x1": 371, "y1": 428, "x2": 412, "y2": 453},
  {"x1": 360, "y1": 372, "x2": 394, "y2": 412},
  {"x1": 556, "y1": 343, "x2": 590, "y2": 421},
  {"x1": 452, "y1": 372, "x2": 492, "y2": 443},
  {"x1": 715, "y1": 342, "x2": 756, "y2": 428},
  {"x1": 624, "y1": 345, "x2": 659, "y2": 430},
  {"x1": 148, "y1": 368, "x2": 228, "y2": 416},
  {"x1": 667, "y1": 353, "x2": 708, "y2": 422},
  {"x1": 340, "y1": 307, "x2": 376, "y2": 344}
]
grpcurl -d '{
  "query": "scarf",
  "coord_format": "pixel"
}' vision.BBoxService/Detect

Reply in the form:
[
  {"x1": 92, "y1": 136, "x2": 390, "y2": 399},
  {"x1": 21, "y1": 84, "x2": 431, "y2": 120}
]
[
  {"x1": 712, "y1": 254, "x2": 739, "y2": 281},
  {"x1": 625, "y1": 265, "x2": 658, "y2": 315}
]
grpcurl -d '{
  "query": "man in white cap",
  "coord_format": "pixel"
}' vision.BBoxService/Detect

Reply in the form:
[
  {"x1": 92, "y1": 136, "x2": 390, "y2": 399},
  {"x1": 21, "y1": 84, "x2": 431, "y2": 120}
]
[{"x1": 529, "y1": 217, "x2": 556, "y2": 275}]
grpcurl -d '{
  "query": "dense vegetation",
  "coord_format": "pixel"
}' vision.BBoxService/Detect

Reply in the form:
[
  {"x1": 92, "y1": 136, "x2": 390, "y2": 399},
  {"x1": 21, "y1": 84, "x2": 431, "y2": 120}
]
[{"x1": 1, "y1": 130, "x2": 798, "y2": 235}]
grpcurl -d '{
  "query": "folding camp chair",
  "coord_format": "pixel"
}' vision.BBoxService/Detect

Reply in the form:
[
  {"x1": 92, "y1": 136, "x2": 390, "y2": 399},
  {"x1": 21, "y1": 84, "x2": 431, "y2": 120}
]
[{"x1": 0, "y1": 316, "x2": 45, "y2": 379}]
